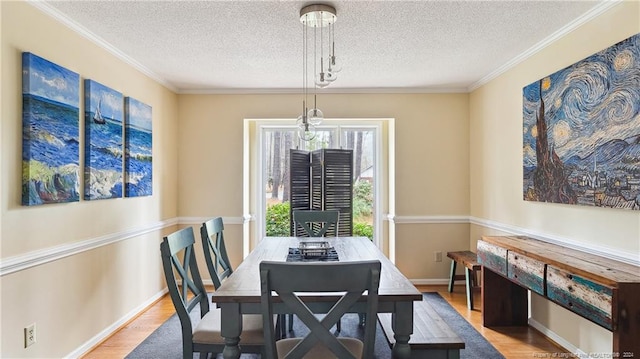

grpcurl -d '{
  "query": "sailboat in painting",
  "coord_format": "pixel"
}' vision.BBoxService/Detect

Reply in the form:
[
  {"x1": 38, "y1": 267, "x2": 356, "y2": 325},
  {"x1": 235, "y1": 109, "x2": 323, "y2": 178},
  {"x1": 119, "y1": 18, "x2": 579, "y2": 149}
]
[{"x1": 93, "y1": 99, "x2": 106, "y2": 124}]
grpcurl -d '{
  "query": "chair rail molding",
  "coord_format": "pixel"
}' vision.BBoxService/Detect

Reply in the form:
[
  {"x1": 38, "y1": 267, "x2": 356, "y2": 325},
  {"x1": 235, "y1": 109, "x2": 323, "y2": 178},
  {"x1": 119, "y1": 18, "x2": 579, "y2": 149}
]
[
  {"x1": 0, "y1": 218, "x2": 178, "y2": 276},
  {"x1": 470, "y1": 216, "x2": 639, "y2": 266},
  {"x1": 3, "y1": 215, "x2": 636, "y2": 276},
  {"x1": 178, "y1": 216, "x2": 245, "y2": 225},
  {"x1": 394, "y1": 215, "x2": 470, "y2": 224}
]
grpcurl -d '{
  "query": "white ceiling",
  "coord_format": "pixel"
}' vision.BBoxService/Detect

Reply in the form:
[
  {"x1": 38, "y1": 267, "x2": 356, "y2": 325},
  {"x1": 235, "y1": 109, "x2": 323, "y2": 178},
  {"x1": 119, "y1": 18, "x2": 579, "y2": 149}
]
[{"x1": 37, "y1": 0, "x2": 609, "y2": 93}]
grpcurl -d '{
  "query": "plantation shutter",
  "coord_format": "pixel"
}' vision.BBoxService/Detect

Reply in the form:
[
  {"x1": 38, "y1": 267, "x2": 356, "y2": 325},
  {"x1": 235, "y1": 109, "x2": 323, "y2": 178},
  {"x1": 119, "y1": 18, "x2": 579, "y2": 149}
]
[
  {"x1": 289, "y1": 150, "x2": 311, "y2": 236},
  {"x1": 290, "y1": 148, "x2": 353, "y2": 237}
]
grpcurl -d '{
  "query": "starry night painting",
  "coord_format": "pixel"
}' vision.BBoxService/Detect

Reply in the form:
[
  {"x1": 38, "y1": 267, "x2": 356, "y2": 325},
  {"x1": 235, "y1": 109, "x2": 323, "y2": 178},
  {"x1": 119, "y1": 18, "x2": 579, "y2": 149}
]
[
  {"x1": 523, "y1": 33, "x2": 640, "y2": 211},
  {"x1": 22, "y1": 52, "x2": 80, "y2": 206}
]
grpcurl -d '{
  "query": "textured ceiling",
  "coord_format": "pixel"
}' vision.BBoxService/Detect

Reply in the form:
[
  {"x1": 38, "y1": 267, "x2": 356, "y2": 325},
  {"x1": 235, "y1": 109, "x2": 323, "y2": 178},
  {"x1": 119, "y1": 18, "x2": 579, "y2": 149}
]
[{"x1": 38, "y1": 0, "x2": 607, "y2": 93}]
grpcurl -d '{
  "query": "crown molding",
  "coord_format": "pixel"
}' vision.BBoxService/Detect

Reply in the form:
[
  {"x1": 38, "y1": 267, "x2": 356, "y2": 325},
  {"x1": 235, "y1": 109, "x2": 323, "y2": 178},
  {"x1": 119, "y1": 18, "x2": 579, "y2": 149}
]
[
  {"x1": 468, "y1": 0, "x2": 623, "y2": 92},
  {"x1": 28, "y1": 0, "x2": 621, "y2": 95},
  {"x1": 26, "y1": 0, "x2": 178, "y2": 93},
  {"x1": 177, "y1": 86, "x2": 469, "y2": 95}
]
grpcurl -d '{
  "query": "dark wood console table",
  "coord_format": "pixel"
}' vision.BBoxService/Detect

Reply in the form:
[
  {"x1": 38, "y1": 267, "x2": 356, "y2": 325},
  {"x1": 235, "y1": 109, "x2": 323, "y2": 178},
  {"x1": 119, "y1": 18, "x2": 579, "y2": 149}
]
[{"x1": 477, "y1": 235, "x2": 639, "y2": 356}]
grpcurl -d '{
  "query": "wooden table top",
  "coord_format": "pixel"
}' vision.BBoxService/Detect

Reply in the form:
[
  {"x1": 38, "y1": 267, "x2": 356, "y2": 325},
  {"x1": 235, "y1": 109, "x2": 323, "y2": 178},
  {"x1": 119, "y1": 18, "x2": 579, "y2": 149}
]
[
  {"x1": 211, "y1": 236, "x2": 422, "y2": 303},
  {"x1": 481, "y1": 235, "x2": 640, "y2": 286}
]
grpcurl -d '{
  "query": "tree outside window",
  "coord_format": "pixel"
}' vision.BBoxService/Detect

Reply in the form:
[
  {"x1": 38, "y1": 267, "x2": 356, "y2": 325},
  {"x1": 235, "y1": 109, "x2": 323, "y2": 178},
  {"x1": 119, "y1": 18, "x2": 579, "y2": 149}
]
[{"x1": 264, "y1": 127, "x2": 375, "y2": 240}]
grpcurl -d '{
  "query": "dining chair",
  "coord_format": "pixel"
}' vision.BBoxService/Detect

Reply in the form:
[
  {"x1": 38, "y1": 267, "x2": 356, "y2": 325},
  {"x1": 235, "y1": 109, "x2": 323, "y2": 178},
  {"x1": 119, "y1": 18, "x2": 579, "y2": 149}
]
[
  {"x1": 201, "y1": 217, "x2": 284, "y2": 338},
  {"x1": 292, "y1": 209, "x2": 339, "y2": 237},
  {"x1": 290, "y1": 209, "x2": 342, "y2": 332},
  {"x1": 200, "y1": 217, "x2": 233, "y2": 290},
  {"x1": 161, "y1": 226, "x2": 265, "y2": 359},
  {"x1": 259, "y1": 260, "x2": 381, "y2": 359}
]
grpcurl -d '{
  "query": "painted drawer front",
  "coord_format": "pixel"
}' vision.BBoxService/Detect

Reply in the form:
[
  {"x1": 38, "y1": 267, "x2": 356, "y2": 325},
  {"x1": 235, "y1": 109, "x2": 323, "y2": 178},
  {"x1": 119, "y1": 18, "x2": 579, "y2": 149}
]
[
  {"x1": 507, "y1": 252, "x2": 545, "y2": 295},
  {"x1": 477, "y1": 240, "x2": 507, "y2": 276},
  {"x1": 546, "y1": 266, "x2": 614, "y2": 330}
]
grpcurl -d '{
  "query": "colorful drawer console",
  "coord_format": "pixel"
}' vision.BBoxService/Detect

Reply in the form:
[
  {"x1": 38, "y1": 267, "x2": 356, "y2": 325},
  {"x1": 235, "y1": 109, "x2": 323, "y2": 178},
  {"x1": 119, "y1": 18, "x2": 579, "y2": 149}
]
[{"x1": 477, "y1": 235, "x2": 639, "y2": 356}]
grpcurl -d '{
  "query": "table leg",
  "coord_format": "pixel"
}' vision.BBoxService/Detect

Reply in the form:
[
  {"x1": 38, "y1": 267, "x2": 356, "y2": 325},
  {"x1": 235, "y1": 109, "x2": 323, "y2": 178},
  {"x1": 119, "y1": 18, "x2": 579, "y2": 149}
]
[
  {"x1": 448, "y1": 259, "x2": 457, "y2": 292},
  {"x1": 391, "y1": 301, "x2": 413, "y2": 359},
  {"x1": 482, "y1": 266, "x2": 527, "y2": 326},
  {"x1": 465, "y1": 267, "x2": 474, "y2": 310},
  {"x1": 220, "y1": 303, "x2": 242, "y2": 359}
]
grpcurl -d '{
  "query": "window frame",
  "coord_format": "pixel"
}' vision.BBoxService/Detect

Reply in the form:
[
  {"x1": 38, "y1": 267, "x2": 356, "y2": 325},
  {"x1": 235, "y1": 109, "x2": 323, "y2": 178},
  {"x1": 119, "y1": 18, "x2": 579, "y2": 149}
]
[{"x1": 244, "y1": 118, "x2": 395, "y2": 261}]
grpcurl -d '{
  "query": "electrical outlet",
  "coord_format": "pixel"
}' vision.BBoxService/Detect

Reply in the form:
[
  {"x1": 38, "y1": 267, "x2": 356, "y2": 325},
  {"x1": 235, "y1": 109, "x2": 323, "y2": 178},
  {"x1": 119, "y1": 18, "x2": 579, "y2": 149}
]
[
  {"x1": 24, "y1": 323, "x2": 36, "y2": 348},
  {"x1": 434, "y1": 251, "x2": 443, "y2": 262}
]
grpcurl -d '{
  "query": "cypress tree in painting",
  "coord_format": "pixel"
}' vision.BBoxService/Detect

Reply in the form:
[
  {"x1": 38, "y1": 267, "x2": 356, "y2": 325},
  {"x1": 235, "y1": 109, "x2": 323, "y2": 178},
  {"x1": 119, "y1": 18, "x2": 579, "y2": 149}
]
[{"x1": 533, "y1": 78, "x2": 577, "y2": 204}]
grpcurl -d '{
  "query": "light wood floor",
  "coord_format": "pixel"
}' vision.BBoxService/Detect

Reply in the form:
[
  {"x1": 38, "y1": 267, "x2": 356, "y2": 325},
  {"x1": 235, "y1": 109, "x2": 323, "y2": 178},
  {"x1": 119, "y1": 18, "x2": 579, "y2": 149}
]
[{"x1": 81, "y1": 285, "x2": 566, "y2": 358}]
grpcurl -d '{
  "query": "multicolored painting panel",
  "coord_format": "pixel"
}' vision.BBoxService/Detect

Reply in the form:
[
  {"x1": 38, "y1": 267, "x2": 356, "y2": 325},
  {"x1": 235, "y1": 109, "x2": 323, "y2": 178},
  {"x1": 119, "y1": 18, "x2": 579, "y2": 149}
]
[
  {"x1": 84, "y1": 79, "x2": 123, "y2": 200},
  {"x1": 523, "y1": 33, "x2": 640, "y2": 210},
  {"x1": 22, "y1": 52, "x2": 80, "y2": 206},
  {"x1": 124, "y1": 97, "x2": 152, "y2": 197}
]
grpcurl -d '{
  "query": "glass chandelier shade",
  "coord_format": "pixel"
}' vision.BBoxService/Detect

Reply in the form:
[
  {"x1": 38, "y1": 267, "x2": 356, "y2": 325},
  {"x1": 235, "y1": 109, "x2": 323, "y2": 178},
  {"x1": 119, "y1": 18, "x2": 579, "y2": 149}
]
[
  {"x1": 296, "y1": 114, "x2": 317, "y2": 141},
  {"x1": 307, "y1": 107, "x2": 324, "y2": 126}
]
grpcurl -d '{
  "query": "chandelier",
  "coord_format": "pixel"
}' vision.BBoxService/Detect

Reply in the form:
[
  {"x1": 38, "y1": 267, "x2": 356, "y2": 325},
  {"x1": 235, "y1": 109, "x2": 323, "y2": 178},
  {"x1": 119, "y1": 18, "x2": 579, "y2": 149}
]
[{"x1": 297, "y1": 4, "x2": 341, "y2": 141}]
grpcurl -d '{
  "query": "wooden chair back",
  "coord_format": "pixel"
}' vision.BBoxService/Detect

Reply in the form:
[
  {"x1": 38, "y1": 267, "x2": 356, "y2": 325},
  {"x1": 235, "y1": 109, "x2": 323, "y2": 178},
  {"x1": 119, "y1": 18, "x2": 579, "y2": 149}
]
[
  {"x1": 259, "y1": 260, "x2": 381, "y2": 359},
  {"x1": 160, "y1": 227, "x2": 210, "y2": 358},
  {"x1": 200, "y1": 217, "x2": 233, "y2": 289},
  {"x1": 293, "y1": 210, "x2": 339, "y2": 237}
]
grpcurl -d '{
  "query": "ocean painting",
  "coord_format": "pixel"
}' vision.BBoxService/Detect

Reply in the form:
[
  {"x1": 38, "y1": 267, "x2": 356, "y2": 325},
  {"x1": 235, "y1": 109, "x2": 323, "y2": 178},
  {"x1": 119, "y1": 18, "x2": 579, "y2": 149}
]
[
  {"x1": 84, "y1": 79, "x2": 123, "y2": 200},
  {"x1": 22, "y1": 52, "x2": 80, "y2": 206},
  {"x1": 124, "y1": 97, "x2": 152, "y2": 197},
  {"x1": 523, "y1": 33, "x2": 640, "y2": 210}
]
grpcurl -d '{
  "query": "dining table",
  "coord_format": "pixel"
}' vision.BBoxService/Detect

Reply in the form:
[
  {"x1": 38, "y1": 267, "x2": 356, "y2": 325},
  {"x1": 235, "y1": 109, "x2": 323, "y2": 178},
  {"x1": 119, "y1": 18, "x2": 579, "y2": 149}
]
[{"x1": 210, "y1": 236, "x2": 423, "y2": 359}]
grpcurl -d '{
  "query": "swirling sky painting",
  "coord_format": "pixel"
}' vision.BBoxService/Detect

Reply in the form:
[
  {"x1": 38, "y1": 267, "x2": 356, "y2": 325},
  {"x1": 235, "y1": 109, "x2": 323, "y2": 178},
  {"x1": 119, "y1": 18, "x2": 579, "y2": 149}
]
[{"x1": 523, "y1": 33, "x2": 640, "y2": 210}]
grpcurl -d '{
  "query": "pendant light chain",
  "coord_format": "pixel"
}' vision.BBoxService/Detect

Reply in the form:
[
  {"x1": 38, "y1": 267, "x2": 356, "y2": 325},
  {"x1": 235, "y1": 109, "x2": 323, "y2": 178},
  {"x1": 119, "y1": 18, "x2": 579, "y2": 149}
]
[{"x1": 302, "y1": 17, "x2": 306, "y2": 124}]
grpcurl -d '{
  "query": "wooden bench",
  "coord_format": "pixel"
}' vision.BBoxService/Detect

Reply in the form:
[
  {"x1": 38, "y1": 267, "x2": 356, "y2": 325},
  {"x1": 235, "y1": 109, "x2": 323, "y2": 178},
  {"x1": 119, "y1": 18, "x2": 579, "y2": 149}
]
[
  {"x1": 378, "y1": 299, "x2": 465, "y2": 359},
  {"x1": 446, "y1": 251, "x2": 481, "y2": 310}
]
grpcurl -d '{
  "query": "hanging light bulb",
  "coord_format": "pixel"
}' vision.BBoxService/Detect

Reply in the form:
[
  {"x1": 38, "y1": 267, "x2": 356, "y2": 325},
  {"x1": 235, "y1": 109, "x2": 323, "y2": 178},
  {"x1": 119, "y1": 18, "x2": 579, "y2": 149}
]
[
  {"x1": 307, "y1": 93, "x2": 323, "y2": 126},
  {"x1": 328, "y1": 55, "x2": 342, "y2": 74},
  {"x1": 314, "y1": 25, "x2": 331, "y2": 88},
  {"x1": 325, "y1": 46, "x2": 337, "y2": 83},
  {"x1": 307, "y1": 107, "x2": 324, "y2": 126},
  {"x1": 315, "y1": 76, "x2": 331, "y2": 88},
  {"x1": 298, "y1": 4, "x2": 337, "y2": 140},
  {"x1": 325, "y1": 66, "x2": 337, "y2": 83},
  {"x1": 328, "y1": 23, "x2": 342, "y2": 73},
  {"x1": 297, "y1": 115, "x2": 317, "y2": 141}
]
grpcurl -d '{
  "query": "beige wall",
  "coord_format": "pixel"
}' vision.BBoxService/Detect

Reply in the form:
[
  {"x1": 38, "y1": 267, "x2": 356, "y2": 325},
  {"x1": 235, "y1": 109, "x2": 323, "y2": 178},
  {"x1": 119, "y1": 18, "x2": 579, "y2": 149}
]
[
  {"x1": 2, "y1": 0, "x2": 638, "y2": 357},
  {"x1": 1, "y1": 2, "x2": 179, "y2": 357},
  {"x1": 177, "y1": 93, "x2": 471, "y2": 278},
  {"x1": 469, "y1": 1, "x2": 640, "y2": 353}
]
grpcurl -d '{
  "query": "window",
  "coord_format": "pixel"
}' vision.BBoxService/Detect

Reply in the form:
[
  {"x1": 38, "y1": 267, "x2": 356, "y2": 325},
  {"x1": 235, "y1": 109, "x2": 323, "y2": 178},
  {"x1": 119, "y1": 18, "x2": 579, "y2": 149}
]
[{"x1": 244, "y1": 119, "x2": 393, "y2": 257}]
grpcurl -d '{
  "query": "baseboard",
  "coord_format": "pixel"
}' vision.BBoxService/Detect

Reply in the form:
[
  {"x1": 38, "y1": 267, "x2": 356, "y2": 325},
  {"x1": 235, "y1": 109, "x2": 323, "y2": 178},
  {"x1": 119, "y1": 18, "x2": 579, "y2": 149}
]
[
  {"x1": 411, "y1": 278, "x2": 454, "y2": 286},
  {"x1": 65, "y1": 288, "x2": 169, "y2": 359},
  {"x1": 529, "y1": 317, "x2": 583, "y2": 355}
]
